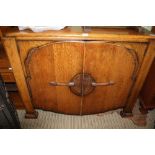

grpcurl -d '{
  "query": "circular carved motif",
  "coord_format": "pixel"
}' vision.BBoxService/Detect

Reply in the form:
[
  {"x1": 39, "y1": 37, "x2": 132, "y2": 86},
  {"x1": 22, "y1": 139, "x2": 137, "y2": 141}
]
[{"x1": 70, "y1": 73, "x2": 95, "y2": 96}]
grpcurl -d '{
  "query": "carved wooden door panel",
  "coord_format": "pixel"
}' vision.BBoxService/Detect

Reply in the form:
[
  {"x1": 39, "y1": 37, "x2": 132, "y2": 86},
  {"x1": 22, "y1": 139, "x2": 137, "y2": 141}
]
[
  {"x1": 82, "y1": 42, "x2": 139, "y2": 114},
  {"x1": 25, "y1": 42, "x2": 84, "y2": 115},
  {"x1": 23, "y1": 40, "x2": 146, "y2": 115}
]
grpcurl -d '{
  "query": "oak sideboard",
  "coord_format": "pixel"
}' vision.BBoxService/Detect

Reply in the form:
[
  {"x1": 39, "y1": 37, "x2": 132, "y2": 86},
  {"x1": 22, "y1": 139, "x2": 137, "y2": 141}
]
[{"x1": 2, "y1": 26, "x2": 155, "y2": 118}]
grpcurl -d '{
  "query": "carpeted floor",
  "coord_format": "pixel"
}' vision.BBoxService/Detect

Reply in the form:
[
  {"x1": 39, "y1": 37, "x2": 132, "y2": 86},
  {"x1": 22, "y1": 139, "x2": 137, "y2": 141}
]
[{"x1": 17, "y1": 102, "x2": 155, "y2": 129}]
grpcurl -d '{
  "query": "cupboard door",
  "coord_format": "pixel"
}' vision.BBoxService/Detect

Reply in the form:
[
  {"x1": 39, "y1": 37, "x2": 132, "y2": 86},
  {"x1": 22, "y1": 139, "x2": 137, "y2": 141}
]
[
  {"x1": 82, "y1": 42, "x2": 139, "y2": 114},
  {"x1": 25, "y1": 42, "x2": 84, "y2": 114}
]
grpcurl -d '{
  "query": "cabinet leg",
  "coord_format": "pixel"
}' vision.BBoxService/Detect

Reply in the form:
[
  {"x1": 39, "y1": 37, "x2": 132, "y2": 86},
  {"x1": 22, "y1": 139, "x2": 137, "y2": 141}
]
[
  {"x1": 3, "y1": 38, "x2": 38, "y2": 119},
  {"x1": 120, "y1": 110, "x2": 133, "y2": 118},
  {"x1": 25, "y1": 110, "x2": 38, "y2": 119}
]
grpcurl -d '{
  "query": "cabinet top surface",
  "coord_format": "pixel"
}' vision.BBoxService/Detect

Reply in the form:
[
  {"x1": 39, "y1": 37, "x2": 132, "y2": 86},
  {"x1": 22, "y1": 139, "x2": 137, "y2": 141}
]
[{"x1": 2, "y1": 26, "x2": 155, "y2": 42}]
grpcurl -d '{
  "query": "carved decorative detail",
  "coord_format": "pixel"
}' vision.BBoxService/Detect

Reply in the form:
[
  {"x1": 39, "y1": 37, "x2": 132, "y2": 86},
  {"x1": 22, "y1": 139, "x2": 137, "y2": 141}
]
[
  {"x1": 85, "y1": 41, "x2": 139, "y2": 80},
  {"x1": 24, "y1": 41, "x2": 139, "y2": 98},
  {"x1": 70, "y1": 73, "x2": 96, "y2": 96},
  {"x1": 25, "y1": 41, "x2": 139, "y2": 79},
  {"x1": 111, "y1": 42, "x2": 139, "y2": 80}
]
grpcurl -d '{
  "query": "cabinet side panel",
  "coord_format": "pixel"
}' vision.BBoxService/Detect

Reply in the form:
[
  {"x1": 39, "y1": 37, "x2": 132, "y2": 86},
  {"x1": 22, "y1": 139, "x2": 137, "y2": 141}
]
[{"x1": 124, "y1": 40, "x2": 155, "y2": 113}]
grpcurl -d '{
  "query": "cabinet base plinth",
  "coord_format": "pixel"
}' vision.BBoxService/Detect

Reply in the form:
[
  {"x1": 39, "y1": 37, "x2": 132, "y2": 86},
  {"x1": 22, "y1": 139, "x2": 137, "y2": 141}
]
[
  {"x1": 25, "y1": 111, "x2": 38, "y2": 119},
  {"x1": 120, "y1": 110, "x2": 133, "y2": 118}
]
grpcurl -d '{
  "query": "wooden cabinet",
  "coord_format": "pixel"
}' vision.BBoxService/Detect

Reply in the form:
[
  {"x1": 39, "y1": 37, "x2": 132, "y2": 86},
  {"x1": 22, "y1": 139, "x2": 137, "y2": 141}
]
[{"x1": 2, "y1": 26, "x2": 155, "y2": 118}]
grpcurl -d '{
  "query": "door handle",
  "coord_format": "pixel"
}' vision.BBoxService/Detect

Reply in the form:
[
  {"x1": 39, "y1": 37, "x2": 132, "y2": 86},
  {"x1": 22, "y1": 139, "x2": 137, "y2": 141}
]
[
  {"x1": 91, "y1": 81, "x2": 115, "y2": 86},
  {"x1": 49, "y1": 81, "x2": 75, "y2": 87}
]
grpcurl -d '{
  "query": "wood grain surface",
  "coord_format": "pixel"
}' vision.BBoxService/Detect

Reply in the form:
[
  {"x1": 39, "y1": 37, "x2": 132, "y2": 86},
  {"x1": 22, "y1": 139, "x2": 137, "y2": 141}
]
[
  {"x1": 25, "y1": 42, "x2": 84, "y2": 114},
  {"x1": 20, "y1": 41, "x2": 147, "y2": 115},
  {"x1": 82, "y1": 42, "x2": 140, "y2": 114},
  {"x1": 3, "y1": 26, "x2": 155, "y2": 42}
]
